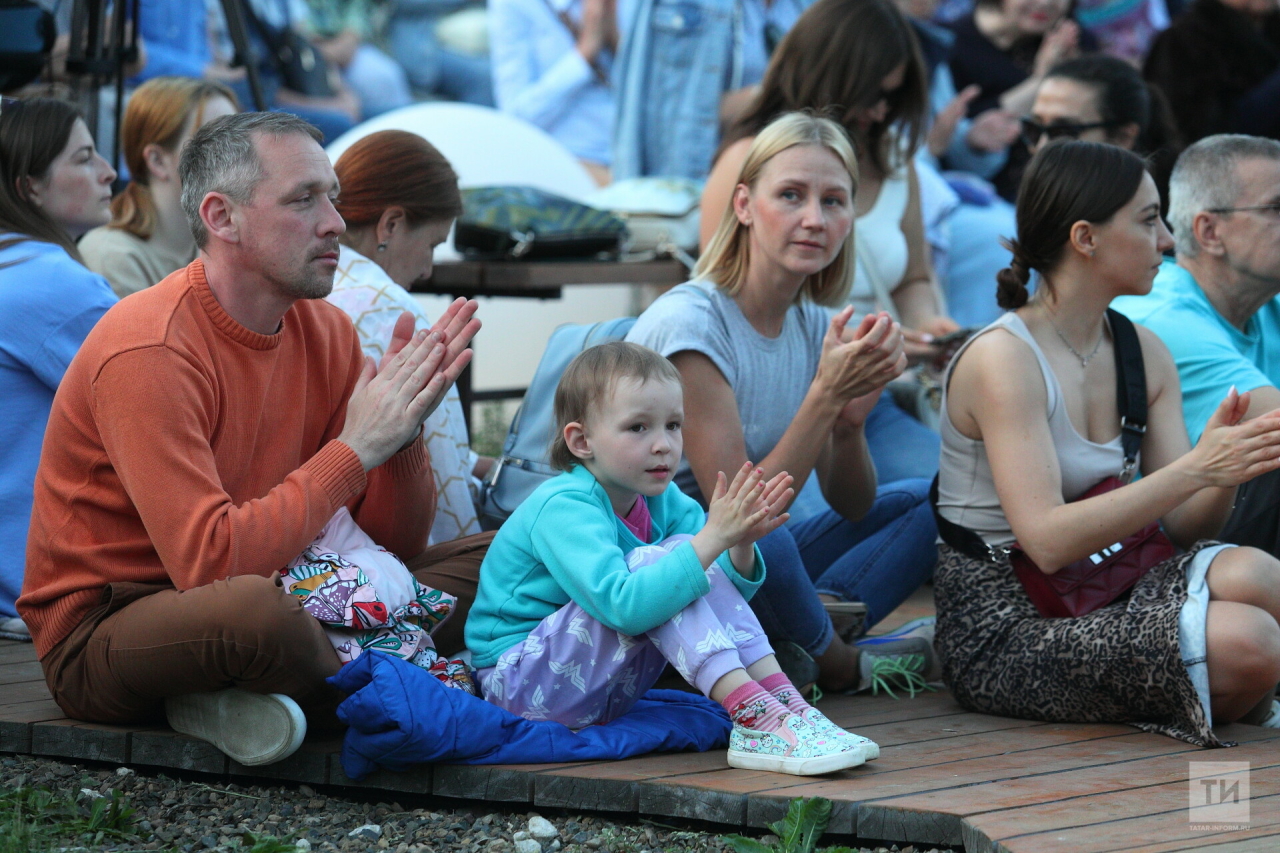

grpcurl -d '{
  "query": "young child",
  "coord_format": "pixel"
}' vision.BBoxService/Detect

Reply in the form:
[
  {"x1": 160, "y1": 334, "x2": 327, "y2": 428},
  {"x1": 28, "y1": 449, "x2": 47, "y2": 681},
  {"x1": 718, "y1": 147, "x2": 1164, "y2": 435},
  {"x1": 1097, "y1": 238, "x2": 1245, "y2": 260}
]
[{"x1": 466, "y1": 342, "x2": 876, "y2": 775}]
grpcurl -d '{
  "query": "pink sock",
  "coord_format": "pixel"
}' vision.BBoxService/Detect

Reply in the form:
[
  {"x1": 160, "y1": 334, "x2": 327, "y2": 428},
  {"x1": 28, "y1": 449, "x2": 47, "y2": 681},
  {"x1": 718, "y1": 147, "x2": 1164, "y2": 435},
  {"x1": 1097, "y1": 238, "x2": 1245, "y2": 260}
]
[
  {"x1": 722, "y1": 681, "x2": 793, "y2": 733},
  {"x1": 760, "y1": 671, "x2": 813, "y2": 714}
]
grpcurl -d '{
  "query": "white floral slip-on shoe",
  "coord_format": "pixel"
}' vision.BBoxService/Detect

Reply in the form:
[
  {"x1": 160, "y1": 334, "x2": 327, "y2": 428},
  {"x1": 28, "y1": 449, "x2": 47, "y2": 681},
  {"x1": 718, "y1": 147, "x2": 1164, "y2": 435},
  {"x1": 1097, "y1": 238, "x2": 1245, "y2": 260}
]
[
  {"x1": 798, "y1": 706, "x2": 880, "y2": 760},
  {"x1": 727, "y1": 714, "x2": 865, "y2": 775},
  {"x1": 165, "y1": 689, "x2": 307, "y2": 766}
]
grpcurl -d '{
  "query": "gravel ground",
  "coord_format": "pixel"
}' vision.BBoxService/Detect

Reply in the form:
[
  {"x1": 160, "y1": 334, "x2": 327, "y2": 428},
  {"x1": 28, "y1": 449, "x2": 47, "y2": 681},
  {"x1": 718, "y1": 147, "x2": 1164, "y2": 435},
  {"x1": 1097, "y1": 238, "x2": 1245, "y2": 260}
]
[{"x1": 2, "y1": 754, "x2": 953, "y2": 853}]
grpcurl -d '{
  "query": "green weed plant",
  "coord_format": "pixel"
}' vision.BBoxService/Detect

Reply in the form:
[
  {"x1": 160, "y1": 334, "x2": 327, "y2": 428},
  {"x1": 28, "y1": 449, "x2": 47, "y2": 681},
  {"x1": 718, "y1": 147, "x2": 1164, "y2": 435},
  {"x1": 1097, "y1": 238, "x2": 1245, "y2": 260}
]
[{"x1": 725, "y1": 797, "x2": 855, "y2": 853}]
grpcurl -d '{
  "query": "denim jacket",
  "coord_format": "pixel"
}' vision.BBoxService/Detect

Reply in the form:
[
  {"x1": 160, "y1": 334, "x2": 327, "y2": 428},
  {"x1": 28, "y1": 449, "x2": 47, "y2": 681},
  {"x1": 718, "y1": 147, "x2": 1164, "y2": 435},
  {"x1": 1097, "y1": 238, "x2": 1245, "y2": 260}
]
[{"x1": 612, "y1": 0, "x2": 745, "y2": 180}]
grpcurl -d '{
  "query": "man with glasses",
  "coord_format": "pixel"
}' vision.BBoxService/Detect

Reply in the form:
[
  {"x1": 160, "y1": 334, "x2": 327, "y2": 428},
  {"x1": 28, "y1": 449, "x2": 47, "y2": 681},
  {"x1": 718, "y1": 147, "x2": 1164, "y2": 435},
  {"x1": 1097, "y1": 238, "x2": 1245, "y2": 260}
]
[{"x1": 1114, "y1": 134, "x2": 1280, "y2": 555}]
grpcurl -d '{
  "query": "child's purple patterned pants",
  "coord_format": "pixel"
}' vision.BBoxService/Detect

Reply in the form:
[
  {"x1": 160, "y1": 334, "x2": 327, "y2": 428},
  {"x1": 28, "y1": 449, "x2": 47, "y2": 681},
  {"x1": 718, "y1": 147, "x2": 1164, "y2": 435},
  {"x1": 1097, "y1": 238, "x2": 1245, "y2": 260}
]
[{"x1": 477, "y1": 536, "x2": 774, "y2": 728}]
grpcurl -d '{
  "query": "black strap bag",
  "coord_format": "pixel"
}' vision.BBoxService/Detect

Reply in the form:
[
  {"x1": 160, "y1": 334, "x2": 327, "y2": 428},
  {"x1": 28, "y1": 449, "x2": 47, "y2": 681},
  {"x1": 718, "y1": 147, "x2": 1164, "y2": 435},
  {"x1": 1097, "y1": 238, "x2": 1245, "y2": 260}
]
[{"x1": 242, "y1": 0, "x2": 335, "y2": 97}]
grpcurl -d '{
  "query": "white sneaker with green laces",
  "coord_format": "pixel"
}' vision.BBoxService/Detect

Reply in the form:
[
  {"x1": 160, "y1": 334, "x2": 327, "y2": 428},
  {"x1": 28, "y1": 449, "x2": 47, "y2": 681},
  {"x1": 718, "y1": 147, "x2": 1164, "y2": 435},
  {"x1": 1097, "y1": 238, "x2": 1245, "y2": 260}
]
[
  {"x1": 853, "y1": 617, "x2": 942, "y2": 698},
  {"x1": 727, "y1": 713, "x2": 865, "y2": 775},
  {"x1": 165, "y1": 689, "x2": 307, "y2": 766}
]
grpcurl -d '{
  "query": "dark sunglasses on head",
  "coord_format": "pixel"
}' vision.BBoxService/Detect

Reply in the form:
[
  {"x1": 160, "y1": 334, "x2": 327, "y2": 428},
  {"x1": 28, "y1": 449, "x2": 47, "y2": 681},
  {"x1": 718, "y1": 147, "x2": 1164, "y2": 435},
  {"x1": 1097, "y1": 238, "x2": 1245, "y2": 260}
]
[{"x1": 1019, "y1": 116, "x2": 1117, "y2": 147}]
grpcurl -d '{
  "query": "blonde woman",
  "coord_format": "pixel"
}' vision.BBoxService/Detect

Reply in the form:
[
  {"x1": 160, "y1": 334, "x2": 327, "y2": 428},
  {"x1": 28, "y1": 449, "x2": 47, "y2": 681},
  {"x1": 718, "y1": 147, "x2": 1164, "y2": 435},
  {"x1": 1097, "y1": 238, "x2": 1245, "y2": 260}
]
[
  {"x1": 80, "y1": 78, "x2": 237, "y2": 297},
  {"x1": 628, "y1": 112, "x2": 940, "y2": 694}
]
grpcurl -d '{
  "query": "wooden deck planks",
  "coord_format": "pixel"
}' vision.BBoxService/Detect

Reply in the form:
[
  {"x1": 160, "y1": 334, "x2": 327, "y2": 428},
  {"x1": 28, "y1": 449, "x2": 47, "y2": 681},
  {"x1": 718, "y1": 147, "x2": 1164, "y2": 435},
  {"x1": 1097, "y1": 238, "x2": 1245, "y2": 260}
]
[
  {"x1": 997, "y1": 792, "x2": 1280, "y2": 853},
  {"x1": 6, "y1": 616, "x2": 1280, "y2": 853},
  {"x1": 747, "y1": 725, "x2": 1145, "y2": 836},
  {"x1": 0, "y1": 659, "x2": 45, "y2": 683}
]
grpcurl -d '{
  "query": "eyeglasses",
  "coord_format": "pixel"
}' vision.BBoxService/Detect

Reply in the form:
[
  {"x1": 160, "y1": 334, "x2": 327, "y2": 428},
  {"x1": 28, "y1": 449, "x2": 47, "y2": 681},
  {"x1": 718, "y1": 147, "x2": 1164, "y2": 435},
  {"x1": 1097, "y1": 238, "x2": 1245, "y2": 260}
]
[
  {"x1": 1019, "y1": 117, "x2": 1117, "y2": 147},
  {"x1": 1206, "y1": 203, "x2": 1280, "y2": 217}
]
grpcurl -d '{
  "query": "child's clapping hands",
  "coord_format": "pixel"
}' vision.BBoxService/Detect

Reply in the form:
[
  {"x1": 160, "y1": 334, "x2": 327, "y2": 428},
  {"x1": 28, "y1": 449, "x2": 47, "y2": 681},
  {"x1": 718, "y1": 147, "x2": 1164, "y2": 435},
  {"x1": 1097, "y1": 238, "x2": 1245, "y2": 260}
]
[{"x1": 692, "y1": 462, "x2": 794, "y2": 579}]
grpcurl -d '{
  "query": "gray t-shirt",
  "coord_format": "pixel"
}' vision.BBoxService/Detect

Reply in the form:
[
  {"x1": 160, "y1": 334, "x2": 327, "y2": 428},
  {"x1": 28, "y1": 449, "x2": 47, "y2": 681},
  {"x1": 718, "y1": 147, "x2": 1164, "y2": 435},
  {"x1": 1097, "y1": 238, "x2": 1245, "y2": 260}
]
[{"x1": 626, "y1": 278, "x2": 831, "y2": 522}]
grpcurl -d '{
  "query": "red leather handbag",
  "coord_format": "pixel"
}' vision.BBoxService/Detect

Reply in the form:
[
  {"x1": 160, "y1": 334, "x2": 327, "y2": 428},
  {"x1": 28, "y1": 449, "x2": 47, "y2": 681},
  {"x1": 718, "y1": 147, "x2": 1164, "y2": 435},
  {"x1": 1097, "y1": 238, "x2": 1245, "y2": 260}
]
[
  {"x1": 1007, "y1": 476, "x2": 1177, "y2": 618},
  {"x1": 930, "y1": 310, "x2": 1178, "y2": 619}
]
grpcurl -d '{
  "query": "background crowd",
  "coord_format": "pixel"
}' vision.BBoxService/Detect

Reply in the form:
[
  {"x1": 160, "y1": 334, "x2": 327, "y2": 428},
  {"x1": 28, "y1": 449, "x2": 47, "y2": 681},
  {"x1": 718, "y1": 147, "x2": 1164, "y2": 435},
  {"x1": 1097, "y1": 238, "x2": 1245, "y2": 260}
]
[{"x1": 5, "y1": 0, "x2": 1280, "y2": 767}]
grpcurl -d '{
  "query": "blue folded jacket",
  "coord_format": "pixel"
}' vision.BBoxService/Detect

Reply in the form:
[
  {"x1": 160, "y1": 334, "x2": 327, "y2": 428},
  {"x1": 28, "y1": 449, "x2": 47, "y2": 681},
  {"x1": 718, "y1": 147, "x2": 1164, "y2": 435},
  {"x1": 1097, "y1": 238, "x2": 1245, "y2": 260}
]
[{"x1": 330, "y1": 652, "x2": 732, "y2": 780}]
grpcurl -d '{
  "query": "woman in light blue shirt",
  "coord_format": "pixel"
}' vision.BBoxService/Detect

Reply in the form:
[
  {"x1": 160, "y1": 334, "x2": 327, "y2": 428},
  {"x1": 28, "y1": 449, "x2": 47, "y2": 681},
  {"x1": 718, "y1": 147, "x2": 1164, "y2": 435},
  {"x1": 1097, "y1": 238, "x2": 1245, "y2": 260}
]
[{"x1": 0, "y1": 99, "x2": 119, "y2": 640}]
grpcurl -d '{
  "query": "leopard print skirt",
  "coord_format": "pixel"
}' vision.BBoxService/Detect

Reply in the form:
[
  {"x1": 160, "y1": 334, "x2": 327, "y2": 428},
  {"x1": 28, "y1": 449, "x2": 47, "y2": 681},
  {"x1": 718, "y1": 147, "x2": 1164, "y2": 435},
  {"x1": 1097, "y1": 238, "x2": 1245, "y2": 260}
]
[{"x1": 935, "y1": 542, "x2": 1223, "y2": 747}]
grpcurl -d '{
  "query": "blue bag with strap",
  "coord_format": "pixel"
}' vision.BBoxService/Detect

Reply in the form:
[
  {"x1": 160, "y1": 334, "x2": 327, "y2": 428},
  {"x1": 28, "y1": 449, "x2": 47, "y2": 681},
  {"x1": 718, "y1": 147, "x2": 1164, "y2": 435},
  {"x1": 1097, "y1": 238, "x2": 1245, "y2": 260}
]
[{"x1": 479, "y1": 317, "x2": 637, "y2": 527}]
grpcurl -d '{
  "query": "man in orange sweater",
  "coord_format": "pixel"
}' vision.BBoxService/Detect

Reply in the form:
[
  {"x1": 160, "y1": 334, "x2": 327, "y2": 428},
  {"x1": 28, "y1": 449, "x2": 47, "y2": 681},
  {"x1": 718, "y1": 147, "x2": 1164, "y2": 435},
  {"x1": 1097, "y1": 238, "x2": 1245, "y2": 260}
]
[{"x1": 18, "y1": 111, "x2": 483, "y2": 766}]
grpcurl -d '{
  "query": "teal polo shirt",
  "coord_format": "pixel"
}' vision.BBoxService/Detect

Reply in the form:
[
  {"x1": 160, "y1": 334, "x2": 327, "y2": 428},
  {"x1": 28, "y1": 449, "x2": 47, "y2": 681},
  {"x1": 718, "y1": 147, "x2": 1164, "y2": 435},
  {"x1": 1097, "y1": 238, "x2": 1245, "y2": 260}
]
[{"x1": 1113, "y1": 260, "x2": 1280, "y2": 443}]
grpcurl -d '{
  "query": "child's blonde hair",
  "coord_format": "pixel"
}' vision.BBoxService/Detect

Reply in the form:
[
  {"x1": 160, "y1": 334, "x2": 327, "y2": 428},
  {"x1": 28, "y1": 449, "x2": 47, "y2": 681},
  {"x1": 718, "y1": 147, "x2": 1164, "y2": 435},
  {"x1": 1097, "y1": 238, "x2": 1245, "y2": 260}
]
[
  {"x1": 550, "y1": 342, "x2": 684, "y2": 472},
  {"x1": 695, "y1": 111, "x2": 859, "y2": 308}
]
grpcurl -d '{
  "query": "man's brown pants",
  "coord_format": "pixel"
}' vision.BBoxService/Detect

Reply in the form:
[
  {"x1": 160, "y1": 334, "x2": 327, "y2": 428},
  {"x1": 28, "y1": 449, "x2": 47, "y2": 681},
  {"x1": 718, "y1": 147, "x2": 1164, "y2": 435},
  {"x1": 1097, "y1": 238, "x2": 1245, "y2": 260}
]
[{"x1": 40, "y1": 532, "x2": 493, "y2": 728}]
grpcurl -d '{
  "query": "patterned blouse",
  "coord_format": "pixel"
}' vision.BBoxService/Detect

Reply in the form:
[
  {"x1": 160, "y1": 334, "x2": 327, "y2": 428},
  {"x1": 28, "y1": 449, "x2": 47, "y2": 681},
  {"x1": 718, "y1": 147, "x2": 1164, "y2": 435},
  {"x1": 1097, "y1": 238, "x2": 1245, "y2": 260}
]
[{"x1": 325, "y1": 245, "x2": 482, "y2": 544}]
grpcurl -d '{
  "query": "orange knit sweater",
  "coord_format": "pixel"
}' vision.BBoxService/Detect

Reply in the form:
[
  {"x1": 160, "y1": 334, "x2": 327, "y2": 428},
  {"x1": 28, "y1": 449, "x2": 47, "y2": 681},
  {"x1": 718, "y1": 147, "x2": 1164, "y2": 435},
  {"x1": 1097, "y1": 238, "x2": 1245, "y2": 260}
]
[{"x1": 18, "y1": 260, "x2": 436, "y2": 658}]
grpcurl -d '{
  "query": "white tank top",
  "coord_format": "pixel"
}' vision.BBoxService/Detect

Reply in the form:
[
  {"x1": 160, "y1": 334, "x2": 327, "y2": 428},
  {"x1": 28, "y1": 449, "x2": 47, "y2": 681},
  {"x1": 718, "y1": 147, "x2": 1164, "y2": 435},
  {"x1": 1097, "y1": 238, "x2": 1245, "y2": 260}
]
[
  {"x1": 847, "y1": 169, "x2": 910, "y2": 318},
  {"x1": 936, "y1": 313, "x2": 1127, "y2": 546}
]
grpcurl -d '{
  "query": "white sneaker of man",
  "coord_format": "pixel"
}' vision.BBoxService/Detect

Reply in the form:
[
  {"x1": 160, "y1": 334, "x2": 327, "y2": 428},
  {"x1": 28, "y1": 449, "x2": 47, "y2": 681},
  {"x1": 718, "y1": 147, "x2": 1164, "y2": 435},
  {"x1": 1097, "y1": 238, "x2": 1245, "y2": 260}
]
[{"x1": 165, "y1": 689, "x2": 307, "y2": 766}]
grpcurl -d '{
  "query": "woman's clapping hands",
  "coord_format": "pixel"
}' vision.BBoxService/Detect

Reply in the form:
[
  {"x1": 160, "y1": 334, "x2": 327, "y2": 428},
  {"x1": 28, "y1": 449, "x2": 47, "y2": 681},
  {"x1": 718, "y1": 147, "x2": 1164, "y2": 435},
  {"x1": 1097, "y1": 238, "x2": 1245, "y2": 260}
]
[
  {"x1": 815, "y1": 308, "x2": 906, "y2": 404},
  {"x1": 1186, "y1": 387, "x2": 1280, "y2": 488}
]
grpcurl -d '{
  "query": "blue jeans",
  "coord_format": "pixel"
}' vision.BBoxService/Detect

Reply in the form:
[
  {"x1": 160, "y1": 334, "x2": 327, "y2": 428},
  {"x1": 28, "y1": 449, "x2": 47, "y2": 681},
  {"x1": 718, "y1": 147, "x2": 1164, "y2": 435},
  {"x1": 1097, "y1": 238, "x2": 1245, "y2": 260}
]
[
  {"x1": 388, "y1": 12, "x2": 495, "y2": 105},
  {"x1": 865, "y1": 394, "x2": 941, "y2": 484},
  {"x1": 751, "y1": 479, "x2": 938, "y2": 657},
  {"x1": 229, "y1": 76, "x2": 356, "y2": 144}
]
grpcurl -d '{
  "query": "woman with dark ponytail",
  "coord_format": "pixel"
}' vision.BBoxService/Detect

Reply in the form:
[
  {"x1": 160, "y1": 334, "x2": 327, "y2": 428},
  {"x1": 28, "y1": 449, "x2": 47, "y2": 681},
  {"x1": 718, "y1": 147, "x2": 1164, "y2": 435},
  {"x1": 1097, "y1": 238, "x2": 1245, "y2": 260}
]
[
  {"x1": 993, "y1": 252, "x2": 1032, "y2": 310},
  {"x1": 933, "y1": 140, "x2": 1280, "y2": 743}
]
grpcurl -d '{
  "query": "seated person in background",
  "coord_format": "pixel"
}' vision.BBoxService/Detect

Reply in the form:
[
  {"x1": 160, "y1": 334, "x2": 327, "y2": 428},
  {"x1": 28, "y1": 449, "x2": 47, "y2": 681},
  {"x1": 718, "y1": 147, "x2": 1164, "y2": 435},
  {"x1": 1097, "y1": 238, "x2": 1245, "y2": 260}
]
[
  {"x1": 946, "y1": 0, "x2": 1096, "y2": 199},
  {"x1": 132, "y1": 0, "x2": 355, "y2": 143},
  {"x1": 326, "y1": 129, "x2": 494, "y2": 647},
  {"x1": 300, "y1": 0, "x2": 414, "y2": 119},
  {"x1": 901, "y1": 0, "x2": 1020, "y2": 182},
  {"x1": 223, "y1": 0, "x2": 366, "y2": 128},
  {"x1": 490, "y1": 0, "x2": 618, "y2": 185},
  {"x1": 0, "y1": 98, "x2": 119, "y2": 642},
  {"x1": 80, "y1": 78, "x2": 238, "y2": 298},
  {"x1": 633, "y1": 113, "x2": 939, "y2": 695},
  {"x1": 387, "y1": 0, "x2": 495, "y2": 106},
  {"x1": 1027, "y1": 56, "x2": 1182, "y2": 212},
  {"x1": 1072, "y1": 0, "x2": 1169, "y2": 64},
  {"x1": 937, "y1": 139, "x2": 1280, "y2": 746},
  {"x1": 897, "y1": 0, "x2": 1021, "y2": 329},
  {"x1": 1144, "y1": 0, "x2": 1280, "y2": 144},
  {"x1": 17, "y1": 112, "x2": 480, "y2": 767},
  {"x1": 466, "y1": 340, "x2": 874, "y2": 775},
  {"x1": 1114, "y1": 135, "x2": 1280, "y2": 558},
  {"x1": 611, "y1": 0, "x2": 815, "y2": 179},
  {"x1": 700, "y1": 0, "x2": 959, "y2": 484}
]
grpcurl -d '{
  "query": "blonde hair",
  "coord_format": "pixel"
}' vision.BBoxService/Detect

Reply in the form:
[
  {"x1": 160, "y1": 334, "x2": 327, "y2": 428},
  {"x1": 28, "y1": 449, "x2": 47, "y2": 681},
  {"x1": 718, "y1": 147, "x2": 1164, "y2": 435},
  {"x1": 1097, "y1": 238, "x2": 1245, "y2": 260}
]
[
  {"x1": 696, "y1": 111, "x2": 858, "y2": 307},
  {"x1": 550, "y1": 342, "x2": 683, "y2": 472},
  {"x1": 111, "y1": 77, "x2": 238, "y2": 240}
]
